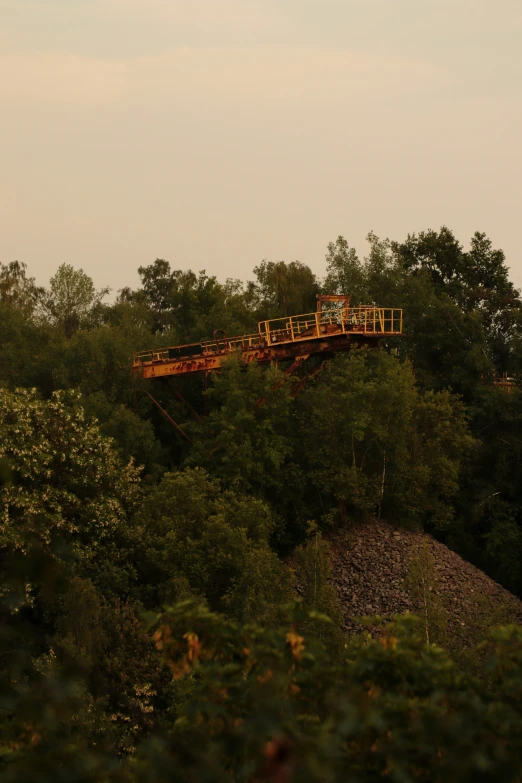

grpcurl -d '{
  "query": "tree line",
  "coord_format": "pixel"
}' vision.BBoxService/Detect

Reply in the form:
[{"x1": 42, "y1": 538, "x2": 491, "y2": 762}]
[{"x1": 2, "y1": 227, "x2": 522, "y2": 780}]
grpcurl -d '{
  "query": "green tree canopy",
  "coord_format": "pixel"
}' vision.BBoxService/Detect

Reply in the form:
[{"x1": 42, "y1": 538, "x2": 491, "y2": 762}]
[
  {"x1": 186, "y1": 356, "x2": 294, "y2": 496},
  {"x1": 252, "y1": 260, "x2": 319, "y2": 317},
  {"x1": 298, "y1": 350, "x2": 475, "y2": 527},
  {"x1": 323, "y1": 235, "x2": 367, "y2": 304},
  {"x1": 133, "y1": 467, "x2": 291, "y2": 622},
  {"x1": 0, "y1": 388, "x2": 141, "y2": 601},
  {"x1": 42, "y1": 263, "x2": 110, "y2": 338},
  {"x1": 0, "y1": 261, "x2": 44, "y2": 316}
]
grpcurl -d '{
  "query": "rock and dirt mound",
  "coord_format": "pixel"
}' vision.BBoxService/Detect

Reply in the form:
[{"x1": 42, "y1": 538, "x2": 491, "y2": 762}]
[{"x1": 326, "y1": 520, "x2": 522, "y2": 658}]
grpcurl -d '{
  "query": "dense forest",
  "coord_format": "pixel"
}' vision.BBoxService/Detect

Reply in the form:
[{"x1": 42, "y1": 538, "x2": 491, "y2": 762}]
[{"x1": 3, "y1": 227, "x2": 522, "y2": 781}]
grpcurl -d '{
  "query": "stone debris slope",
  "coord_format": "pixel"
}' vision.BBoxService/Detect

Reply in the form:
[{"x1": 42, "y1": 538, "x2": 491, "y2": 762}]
[{"x1": 328, "y1": 521, "x2": 522, "y2": 644}]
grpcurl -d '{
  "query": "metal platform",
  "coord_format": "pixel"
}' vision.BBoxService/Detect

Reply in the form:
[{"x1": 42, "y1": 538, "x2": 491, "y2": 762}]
[{"x1": 133, "y1": 305, "x2": 403, "y2": 381}]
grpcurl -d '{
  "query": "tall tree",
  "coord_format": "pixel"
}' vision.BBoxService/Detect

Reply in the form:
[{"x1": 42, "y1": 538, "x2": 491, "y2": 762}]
[
  {"x1": 42, "y1": 263, "x2": 110, "y2": 338},
  {"x1": 252, "y1": 260, "x2": 319, "y2": 317},
  {"x1": 298, "y1": 349, "x2": 474, "y2": 527},
  {"x1": 0, "y1": 260, "x2": 44, "y2": 316},
  {"x1": 186, "y1": 356, "x2": 293, "y2": 496},
  {"x1": 393, "y1": 228, "x2": 522, "y2": 372},
  {"x1": 137, "y1": 259, "x2": 222, "y2": 340},
  {"x1": 323, "y1": 235, "x2": 367, "y2": 304}
]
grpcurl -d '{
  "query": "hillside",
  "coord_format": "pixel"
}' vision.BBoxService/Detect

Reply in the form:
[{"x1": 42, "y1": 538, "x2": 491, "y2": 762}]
[
  {"x1": 327, "y1": 521, "x2": 522, "y2": 662},
  {"x1": 4, "y1": 232, "x2": 522, "y2": 779}
]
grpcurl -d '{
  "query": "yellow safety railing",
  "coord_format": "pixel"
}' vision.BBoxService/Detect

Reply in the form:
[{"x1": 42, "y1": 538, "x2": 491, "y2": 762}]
[
  {"x1": 133, "y1": 333, "x2": 263, "y2": 366},
  {"x1": 259, "y1": 307, "x2": 403, "y2": 347},
  {"x1": 201, "y1": 333, "x2": 263, "y2": 353}
]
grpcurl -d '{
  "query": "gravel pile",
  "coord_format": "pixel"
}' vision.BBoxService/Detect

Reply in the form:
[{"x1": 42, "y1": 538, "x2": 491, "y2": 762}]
[{"x1": 327, "y1": 520, "x2": 522, "y2": 639}]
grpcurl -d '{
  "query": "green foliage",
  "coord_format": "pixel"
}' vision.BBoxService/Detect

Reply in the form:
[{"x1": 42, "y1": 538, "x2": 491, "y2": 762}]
[
  {"x1": 82, "y1": 392, "x2": 164, "y2": 482},
  {"x1": 0, "y1": 261, "x2": 44, "y2": 316},
  {"x1": 0, "y1": 301, "x2": 53, "y2": 389},
  {"x1": 323, "y1": 230, "x2": 510, "y2": 395},
  {"x1": 2, "y1": 227, "x2": 522, "y2": 780},
  {"x1": 406, "y1": 544, "x2": 448, "y2": 646},
  {"x1": 323, "y1": 235, "x2": 367, "y2": 304},
  {"x1": 393, "y1": 227, "x2": 522, "y2": 373},
  {"x1": 293, "y1": 525, "x2": 345, "y2": 650},
  {"x1": 253, "y1": 259, "x2": 319, "y2": 317},
  {"x1": 96, "y1": 598, "x2": 170, "y2": 755},
  {"x1": 0, "y1": 664, "x2": 122, "y2": 783},
  {"x1": 394, "y1": 227, "x2": 519, "y2": 316},
  {"x1": 186, "y1": 356, "x2": 294, "y2": 495},
  {"x1": 55, "y1": 576, "x2": 106, "y2": 664},
  {"x1": 133, "y1": 602, "x2": 522, "y2": 782},
  {"x1": 138, "y1": 259, "x2": 220, "y2": 339},
  {"x1": 134, "y1": 259, "x2": 258, "y2": 341},
  {"x1": 450, "y1": 385, "x2": 522, "y2": 592},
  {"x1": 0, "y1": 392, "x2": 168, "y2": 775},
  {"x1": 0, "y1": 387, "x2": 141, "y2": 552},
  {"x1": 411, "y1": 388, "x2": 476, "y2": 527},
  {"x1": 133, "y1": 467, "x2": 292, "y2": 622},
  {"x1": 197, "y1": 276, "x2": 260, "y2": 338},
  {"x1": 7, "y1": 594, "x2": 522, "y2": 782},
  {"x1": 299, "y1": 350, "x2": 474, "y2": 527},
  {"x1": 41, "y1": 263, "x2": 110, "y2": 338},
  {"x1": 0, "y1": 387, "x2": 141, "y2": 601}
]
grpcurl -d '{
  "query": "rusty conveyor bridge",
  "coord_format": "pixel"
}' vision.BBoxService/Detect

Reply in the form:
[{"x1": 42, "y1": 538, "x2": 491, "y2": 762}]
[{"x1": 133, "y1": 298, "x2": 403, "y2": 381}]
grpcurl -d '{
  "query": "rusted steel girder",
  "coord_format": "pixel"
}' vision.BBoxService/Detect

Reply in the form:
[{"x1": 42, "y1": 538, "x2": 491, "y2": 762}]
[
  {"x1": 144, "y1": 390, "x2": 193, "y2": 444},
  {"x1": 169, "y1": 385, "x2": 203, "y2": 422},
  {"x1": 255, "y1": 354, "x2": 310, "y2": 407},
  {"x1": 290, "y1": 358, "x2": 328, "y2": 397},
  {"x1": 134, "y1": 333, "x2": 380, "y2": 381}
]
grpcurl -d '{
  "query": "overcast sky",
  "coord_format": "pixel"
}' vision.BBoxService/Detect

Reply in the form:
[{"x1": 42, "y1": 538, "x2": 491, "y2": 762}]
[{"x1": 1, "y1": 0, "x2": 521, "y2": 293}]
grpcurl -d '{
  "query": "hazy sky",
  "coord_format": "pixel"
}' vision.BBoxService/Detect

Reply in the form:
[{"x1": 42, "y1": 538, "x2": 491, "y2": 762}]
[{"x1": 1, "y1": 0, "x2": 521, "y2": 293}]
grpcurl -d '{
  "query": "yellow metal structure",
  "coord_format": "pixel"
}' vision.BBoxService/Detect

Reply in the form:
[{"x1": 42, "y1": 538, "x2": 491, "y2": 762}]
[{"x1": 133, "y1": 305, "x2": 403, "y2": 381}]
